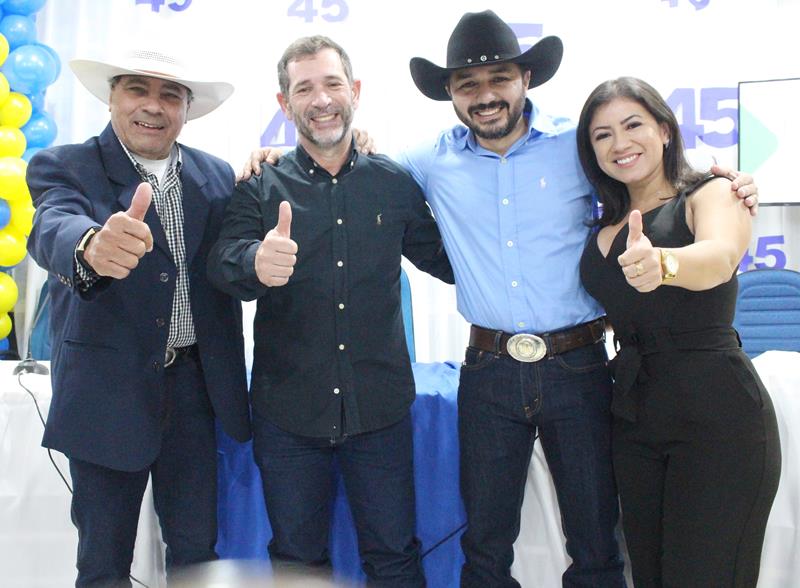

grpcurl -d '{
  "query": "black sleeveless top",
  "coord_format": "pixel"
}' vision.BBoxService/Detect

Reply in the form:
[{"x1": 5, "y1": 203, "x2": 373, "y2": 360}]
[{"x1": 579, "y1": 177, "x2": 743, "y2": 421}]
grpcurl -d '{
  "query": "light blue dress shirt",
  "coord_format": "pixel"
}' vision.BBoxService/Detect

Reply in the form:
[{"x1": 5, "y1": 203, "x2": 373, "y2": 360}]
[{"x1": 398, "y1": 100, "x2": 605, "y2": 334}]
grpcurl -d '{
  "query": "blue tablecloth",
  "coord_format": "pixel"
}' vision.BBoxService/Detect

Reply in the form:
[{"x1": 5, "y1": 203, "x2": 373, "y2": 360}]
[{"x1": 215, "y1": 361, "x2": 466, "y2": 587}]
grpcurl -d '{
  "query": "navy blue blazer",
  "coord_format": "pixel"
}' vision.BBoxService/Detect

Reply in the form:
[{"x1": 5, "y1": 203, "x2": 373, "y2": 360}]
[{"x1": 26, "y1": 124, "x2": 251, "y2": 472}]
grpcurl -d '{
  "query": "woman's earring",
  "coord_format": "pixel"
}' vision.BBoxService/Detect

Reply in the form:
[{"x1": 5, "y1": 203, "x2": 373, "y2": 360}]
[{"x1": 663, "y1": 140, "x2": 670, "y2": 151}]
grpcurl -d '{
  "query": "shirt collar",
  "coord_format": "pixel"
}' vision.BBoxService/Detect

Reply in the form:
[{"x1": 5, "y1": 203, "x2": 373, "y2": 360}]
[
  {"x1": 295, "y1": 140, "x2": 359, "y2": 179},
  {"x1": 455, "y1": 99, "x2": 558, "y2": 155},
  {"x1": 116, "y1": 135, "x2": 182, "y2": 178}
]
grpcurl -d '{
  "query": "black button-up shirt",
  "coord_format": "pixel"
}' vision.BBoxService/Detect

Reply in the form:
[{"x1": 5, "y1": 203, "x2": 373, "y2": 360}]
[{"x1": 208, "y1": 144, "x2": 453, "y2": 438}]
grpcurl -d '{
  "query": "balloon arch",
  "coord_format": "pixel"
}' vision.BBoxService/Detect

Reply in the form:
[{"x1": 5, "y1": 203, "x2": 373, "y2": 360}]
[{"x1": 0, "y1": 0, "x2": 59, "y2": 352}]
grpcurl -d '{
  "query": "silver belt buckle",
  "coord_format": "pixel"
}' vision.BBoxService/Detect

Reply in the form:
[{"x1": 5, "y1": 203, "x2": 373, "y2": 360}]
[
  {"x1": 506, "y1": 334, "x2": 547, "y2": 362},
  {"x1": 164, "y1": 347, "x2": 177, "y2": 368}
]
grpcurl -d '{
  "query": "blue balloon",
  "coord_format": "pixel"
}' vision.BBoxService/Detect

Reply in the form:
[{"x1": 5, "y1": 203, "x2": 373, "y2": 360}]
[
  {"x1": 2, "y1": 43, "x2": 57, "y2": 94},
  {"x1": 34, "y1": 41, "x2": 60, "y2": 80},
  {"x1": 22, "y1": 145, "x2": 40, "y2": 161},
  {"x1": 2, "y1": 0, "x2": 46, "y2": 16},
  {"x1": 0, "y1": 14, "x2": 37, "y2": 49},
  {"x1": 28, "y1": 88, "x2": 45, "y2": 111},
  {"x1": 0, "y1": 337, "x2": 9, "y2": 352},
  {"x1": 21, "y1": 110, "x2": 55, "y2": 147},
  {"x1": 0, "y1": 198, "x2": 9, "y2": 229}
]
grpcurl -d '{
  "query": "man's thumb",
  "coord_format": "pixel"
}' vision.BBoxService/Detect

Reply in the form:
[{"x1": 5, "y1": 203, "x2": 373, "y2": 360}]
[
  {"x1": 275, "y1": 200, "x2": 292, "y2": 238},
  {"x1": 627, "y1": 209, "x2": 643, "y2": 248},
  {"x1": 127, "y1": 182, "x2": 153, "y2": 221}
]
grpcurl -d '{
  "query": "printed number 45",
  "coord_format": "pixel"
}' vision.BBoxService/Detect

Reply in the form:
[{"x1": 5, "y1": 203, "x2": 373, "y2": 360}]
[
  {"x1": 666, "y1": 87, "x2": 737, "y2": 149},
  {"x1": 739, "y1": 235, "x2": 787, "y2": 272},
  {"x1": 288, "y1": 0, "x2": 348, "y2": 22}
]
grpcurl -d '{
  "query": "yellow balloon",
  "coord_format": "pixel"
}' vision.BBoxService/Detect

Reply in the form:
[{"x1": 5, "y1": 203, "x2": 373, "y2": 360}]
[
  {"x1": 0, "y1": 92, "x2": 32, "y2": 129},
  {"x1": 0, "y1": 34, "x2": 8, "y2": 68},
  {"x1": 0, "y1": 227, "x2": 26, "y2": 266},
  {"x1": 0, "y1": 271, "x2": 18, "y2": 313},
  {"x1": 0, "y1": 126, "x2": 25, "y2": 158},
  {"x1": 0, "y1": 74, "x2": 10, "y2": 108},
  {"x1": 0, "y1": 157, "x2": 27, "y2": 201},
  {"x1": 0, "y1": 312, "x2": 11, "y2": 339},
  {"x1": 8, "y1": 198, "x2": 34, "y2": 236}
]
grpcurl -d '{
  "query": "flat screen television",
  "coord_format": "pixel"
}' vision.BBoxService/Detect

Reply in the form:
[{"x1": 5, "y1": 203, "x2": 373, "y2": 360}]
[{"x1": 738, "y1": 77, "x2": 800, "y2": 204}]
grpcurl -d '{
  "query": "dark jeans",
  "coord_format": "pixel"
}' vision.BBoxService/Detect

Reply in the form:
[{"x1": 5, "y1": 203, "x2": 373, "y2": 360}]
[
  {"x1": 252, "y1": 410, "x2": 425, "y2": 588},
  {"x1": 69, "y1": 355, "x2": 218, "y2": 587},
  {"x1": 458, "y1": 341, "x2": 625, "y2": 588}
]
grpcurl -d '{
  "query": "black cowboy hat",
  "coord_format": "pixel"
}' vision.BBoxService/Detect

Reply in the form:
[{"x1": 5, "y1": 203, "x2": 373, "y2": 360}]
[{"x1": 410, "y1": 10, "x2": 563, "y2": 101}]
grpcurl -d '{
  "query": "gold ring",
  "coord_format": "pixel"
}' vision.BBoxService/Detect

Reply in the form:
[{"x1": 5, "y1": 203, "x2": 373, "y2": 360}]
[{"x1": 634, "y1": 261, "x2": 644, "y2": 277}]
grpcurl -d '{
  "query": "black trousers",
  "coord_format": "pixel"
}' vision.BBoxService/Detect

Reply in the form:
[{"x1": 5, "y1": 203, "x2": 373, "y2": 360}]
[
  {"x1": 613, "y1": 349, "x2": 781, "y2": 588},
  {"x1": 69, "y1": 354, "x2": 218, "y2": 587}
]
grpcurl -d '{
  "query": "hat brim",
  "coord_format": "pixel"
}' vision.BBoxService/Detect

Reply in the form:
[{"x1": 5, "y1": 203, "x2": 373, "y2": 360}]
[
  {"x1": 410, "y1": 35, "x2": 563, "y2": 101},
  {"x1": 69, "y1": 59, "x2": 234, "y2": 120}
]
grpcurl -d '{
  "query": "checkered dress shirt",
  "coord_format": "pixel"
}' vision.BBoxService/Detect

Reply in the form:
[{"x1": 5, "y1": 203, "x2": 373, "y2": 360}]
[{"x1": 74, "y1": 141, "x2": 196, "y2": 348}]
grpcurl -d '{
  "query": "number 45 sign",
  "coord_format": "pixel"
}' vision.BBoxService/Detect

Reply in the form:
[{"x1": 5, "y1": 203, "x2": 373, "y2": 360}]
[
  {"x1": 740, "y1": 235, "x2": 787, "y2": 272},
  {"x1": 135, "y1": 0, "x2": 191, "y2": 12}
]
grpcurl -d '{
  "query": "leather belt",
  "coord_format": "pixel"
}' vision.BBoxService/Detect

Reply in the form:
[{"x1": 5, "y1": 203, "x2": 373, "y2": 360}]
[
  {"x1": 164, "y1": 344, "x2": 199, "y2": 368},
  {"x1": 469, "y1": 318, "x2": 606, "y2": 363}
]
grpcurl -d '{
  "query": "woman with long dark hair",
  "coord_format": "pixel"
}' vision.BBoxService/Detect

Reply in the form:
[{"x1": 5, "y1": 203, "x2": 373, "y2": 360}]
[{"x1": 577, "y1": 77, "x2": 781, "y2": 587}]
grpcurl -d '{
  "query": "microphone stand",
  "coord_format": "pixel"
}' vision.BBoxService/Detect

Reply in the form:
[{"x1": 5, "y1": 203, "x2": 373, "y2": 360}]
[{"x1": 13, "y1": 288, "x2": 50, "y2": 376}]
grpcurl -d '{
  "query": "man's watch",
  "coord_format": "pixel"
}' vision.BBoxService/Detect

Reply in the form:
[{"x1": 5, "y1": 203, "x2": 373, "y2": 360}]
[
  {"x1": 75, "y1": 227, "x2": 98, "y2": 269},
  {"x1": 660, "y1": 248, "x2": 679, "y2": 282}
]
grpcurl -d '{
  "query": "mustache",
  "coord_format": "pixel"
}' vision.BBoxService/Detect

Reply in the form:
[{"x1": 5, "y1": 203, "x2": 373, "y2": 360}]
[
  {"x1": 305, "y1": 106, "x2": 341, "y2": 120},
  {"x1": 468, "y1": 101, "x2": 508, "y2": 117}
]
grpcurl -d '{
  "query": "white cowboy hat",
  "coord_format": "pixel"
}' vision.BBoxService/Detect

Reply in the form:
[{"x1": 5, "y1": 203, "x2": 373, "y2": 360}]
[{"x1": 69, "y1": 48, "x2": 234, "y2": 120}]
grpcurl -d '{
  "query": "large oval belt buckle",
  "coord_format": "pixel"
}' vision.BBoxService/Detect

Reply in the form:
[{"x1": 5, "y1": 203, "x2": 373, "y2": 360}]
[{"x1": 506, "y1": 334, "x2": 547, "y2": 362}]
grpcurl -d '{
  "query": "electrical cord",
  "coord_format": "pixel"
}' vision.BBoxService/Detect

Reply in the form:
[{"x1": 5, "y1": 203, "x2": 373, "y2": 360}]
[{"x1": 18, "y1": 372, "x2": 150, "y2": 588}]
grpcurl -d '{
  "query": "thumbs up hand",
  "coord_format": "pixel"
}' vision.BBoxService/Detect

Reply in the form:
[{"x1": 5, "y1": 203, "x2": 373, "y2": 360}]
[
  {"x1": 616, "y1": 210, "x2": 661, "y2": 292},
  {"x1": 255, "y1": 200, "x2": 298, "y2": 287},
  {"x1": 82, "y1": 182, "x2": 155, "y2": 279}
]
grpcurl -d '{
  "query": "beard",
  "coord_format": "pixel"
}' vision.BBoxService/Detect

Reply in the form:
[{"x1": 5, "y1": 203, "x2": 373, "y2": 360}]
[
  {"x1": 293, "y1": 103, "x2": 354, "y2": 149},
  {"x1": 454, "y1": 93, "x2": 526, "y2": 141}
]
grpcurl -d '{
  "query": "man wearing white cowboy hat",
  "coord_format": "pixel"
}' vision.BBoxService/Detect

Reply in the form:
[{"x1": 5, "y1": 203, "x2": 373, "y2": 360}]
[
  {"x1": 26, "y1": 47, "x2": 250, "y2": 586},
  {"x1": 400, "y1": 9, "x2": 760, "y2": 588}
]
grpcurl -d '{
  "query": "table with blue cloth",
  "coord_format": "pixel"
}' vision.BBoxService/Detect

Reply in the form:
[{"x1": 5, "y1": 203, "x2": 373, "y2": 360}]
[{"x1": 215, "y1": 361, "x2": 466, "y2": 587}]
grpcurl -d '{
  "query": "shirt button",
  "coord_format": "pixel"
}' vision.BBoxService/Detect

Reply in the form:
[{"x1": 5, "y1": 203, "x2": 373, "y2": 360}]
[
  {"x1": 337, "y1": 260, "x2": 344, "y2": 267},
  {"x1": 338, "y1": 344, "x2": 345, "y2": 350},
  {"x1": 309, "y1": 168, "x2": 314, "y2": 174},
  {"x1": 338, "y1": 303, "x2": 345, "y2": 310},
  {"x1": 518, "y1": 322, "x2": 526, "y2": 328},
  {"x1": 507, "y1": 240, "x2": 514, "y2": 247},
  {"x1": 332, "y1": 178, "x2": 338, "y2": 184},
  {"x1": 337, "y1": 218, "x2": 343, "y2": 225},
  {"x1": 502, "y1": 198, "x2": 509, "y2": 205},
  {"x1": 511, "y1": 281, "x2": 518, "y2": 287},
  {"x1": 160, "y1": 273, "x2": 169, "y2": 282},
  {"x1": 333, "y1": 388, "x2": 340, "y2": 395},
  {"x1": 500, "y1": 158, "x2": 508, "y2": 164},
  {"x1": 156, "y1": 318, "x2": 165, "y2": 328}
]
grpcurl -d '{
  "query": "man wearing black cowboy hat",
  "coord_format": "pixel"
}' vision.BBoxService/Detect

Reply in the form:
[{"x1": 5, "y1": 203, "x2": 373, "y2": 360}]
[
  {"x1": 401, "y1": 9, "x2": 758, "y2": 588},
  {"x1": 26, "y1": 45, "x2": 251, "y2": 585}
]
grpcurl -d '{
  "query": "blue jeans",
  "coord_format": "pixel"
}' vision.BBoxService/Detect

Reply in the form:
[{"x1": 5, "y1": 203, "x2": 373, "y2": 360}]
[
  {"x1": 457, "y1": 341, "x2": 625, "y2": 588},
  {"x1": 252, "y1": 411, "x2": 425, "y2": 587}
]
